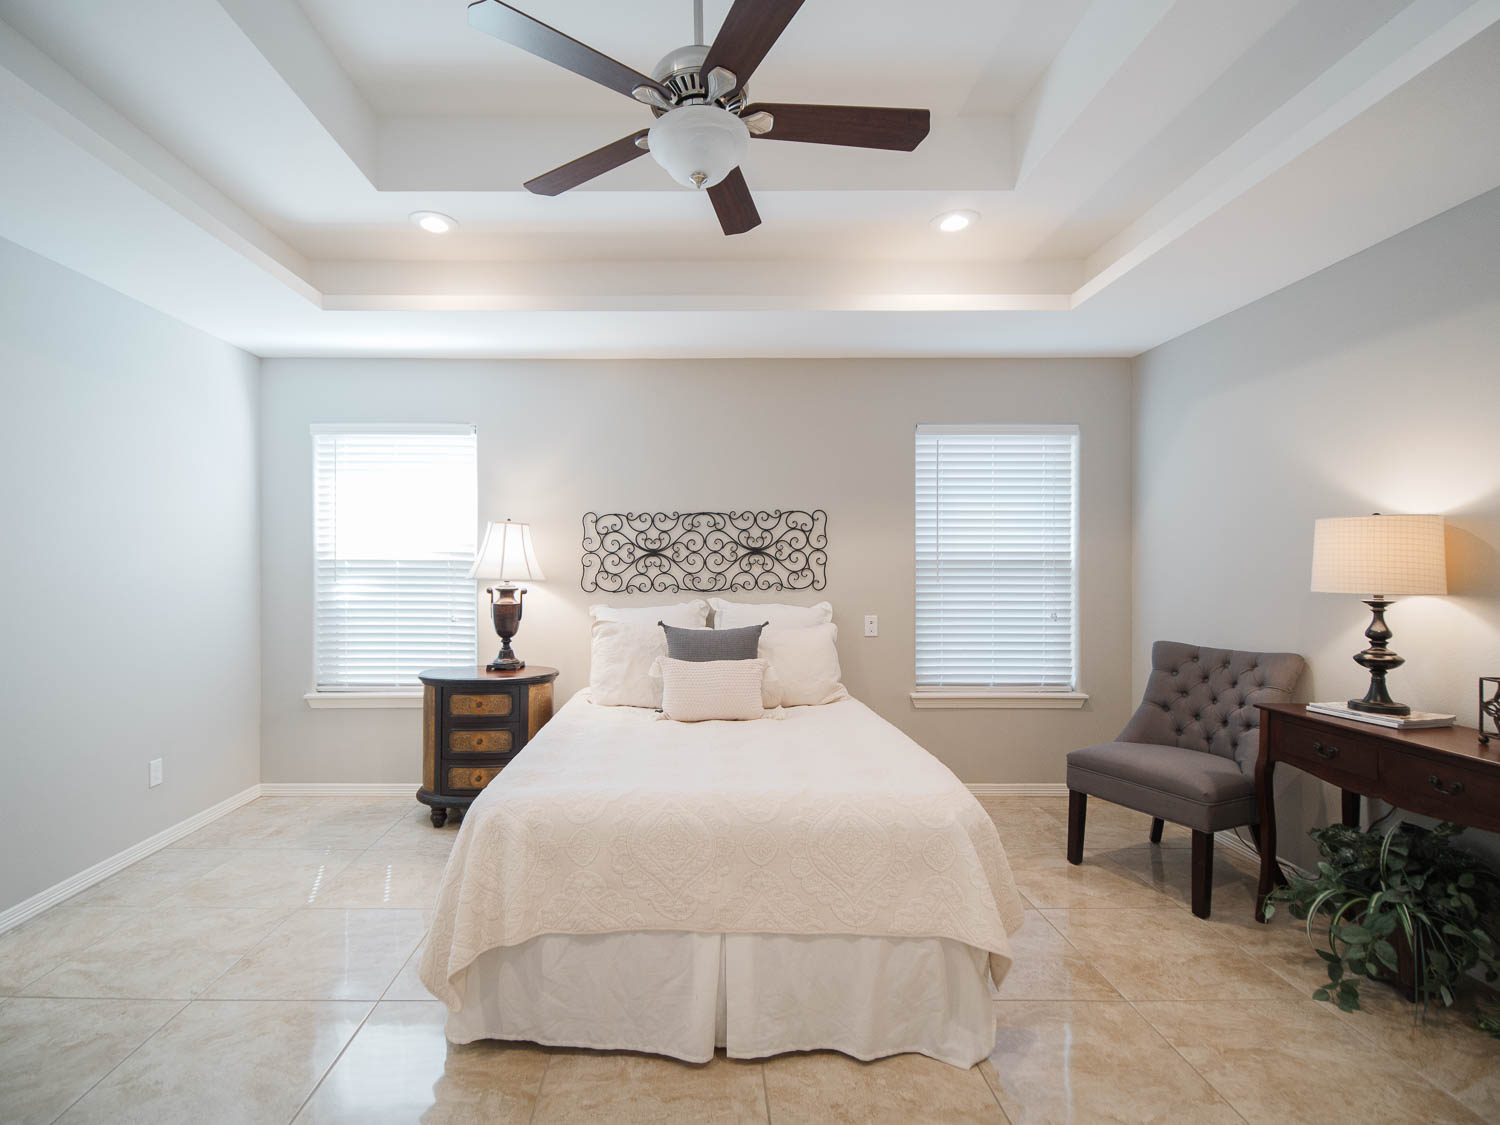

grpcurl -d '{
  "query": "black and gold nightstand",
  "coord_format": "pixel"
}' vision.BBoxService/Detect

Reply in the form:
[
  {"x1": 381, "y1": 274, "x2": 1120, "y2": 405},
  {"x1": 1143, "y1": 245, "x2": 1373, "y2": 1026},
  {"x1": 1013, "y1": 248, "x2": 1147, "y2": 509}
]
[{"x1": 417, "y1": 665, "x2": 559, "y2": 826}]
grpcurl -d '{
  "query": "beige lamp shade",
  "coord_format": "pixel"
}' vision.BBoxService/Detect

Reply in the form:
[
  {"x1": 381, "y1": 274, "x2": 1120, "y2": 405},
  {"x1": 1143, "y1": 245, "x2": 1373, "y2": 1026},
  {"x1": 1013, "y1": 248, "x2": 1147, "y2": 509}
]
[
  {"x1": 1310, "y1": 514, "x2": 1446, "y2": 596},
  {"x1": 468, "y1": 520, "x2": 545, "y2": 583}
]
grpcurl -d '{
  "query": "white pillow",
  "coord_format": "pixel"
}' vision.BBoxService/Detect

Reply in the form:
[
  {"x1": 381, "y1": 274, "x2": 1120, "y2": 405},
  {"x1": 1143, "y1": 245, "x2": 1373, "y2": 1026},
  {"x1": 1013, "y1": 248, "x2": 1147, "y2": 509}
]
[
  {"x1": 651, "y1": 652, "x2": 785, "y2": 709},
  {"x1": 758, "y1": 623, "x2": 848, "y2": 706},
  {"x1": 656, "y1": 657, "x2": 766, "y2": 722},
  {"x1": 710, "y1": 598, "x2": 833, "y2": 630},
  {"x1": 589, "y1": 620, "x2": 667, "y2": 707},
  {"x1": 591, "y1": 600, "x2": 709, "y2": 627}
]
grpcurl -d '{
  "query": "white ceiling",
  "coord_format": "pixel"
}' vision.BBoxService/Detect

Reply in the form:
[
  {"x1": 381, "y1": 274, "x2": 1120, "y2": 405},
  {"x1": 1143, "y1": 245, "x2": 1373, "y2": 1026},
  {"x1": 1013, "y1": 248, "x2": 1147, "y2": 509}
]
[{"x1": 0, "y1": 0, "x2": 1497, "y2": 358}]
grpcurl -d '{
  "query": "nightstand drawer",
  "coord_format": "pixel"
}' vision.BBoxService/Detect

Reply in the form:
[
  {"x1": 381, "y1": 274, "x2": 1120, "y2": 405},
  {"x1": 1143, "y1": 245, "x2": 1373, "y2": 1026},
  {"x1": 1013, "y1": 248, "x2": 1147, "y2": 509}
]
[
  {"x1": 1276, "y1": 718, "x2": 1379, "y2": 780},
  {"x1": 448, "y1": 729, "x2": 514, "y2": 754},
  {"x1": 1382, "y1": 751, "x2": 1500, "y2": 814},
  {"x1": 449, "y1": 691, "x2": 515, "y2": 718},
  {"x1": 447, "y1": 764, "x2": 505, "y2": 792}
]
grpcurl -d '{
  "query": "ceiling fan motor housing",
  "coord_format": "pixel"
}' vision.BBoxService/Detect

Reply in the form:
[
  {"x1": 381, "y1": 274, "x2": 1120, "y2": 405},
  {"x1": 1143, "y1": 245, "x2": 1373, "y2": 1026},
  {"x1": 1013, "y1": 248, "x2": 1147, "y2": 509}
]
[{"x1": 650, "y1": 45, "x2": 748, "y2": 114}]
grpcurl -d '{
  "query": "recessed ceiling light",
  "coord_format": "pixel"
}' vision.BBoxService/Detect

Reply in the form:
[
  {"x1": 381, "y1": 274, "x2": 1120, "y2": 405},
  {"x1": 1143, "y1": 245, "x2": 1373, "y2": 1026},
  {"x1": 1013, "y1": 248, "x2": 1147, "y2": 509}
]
[
  {"x1": 933, "y1": 209, "x2": 979, "y2": 233},
  {"x1": 410, "y1": 210, "x2": 457, "y2": 234}
]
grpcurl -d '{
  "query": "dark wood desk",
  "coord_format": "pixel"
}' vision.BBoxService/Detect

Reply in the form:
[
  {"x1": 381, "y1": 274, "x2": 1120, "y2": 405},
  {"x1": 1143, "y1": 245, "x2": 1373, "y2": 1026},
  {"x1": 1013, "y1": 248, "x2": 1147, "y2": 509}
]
[{"x1": 1255, "y1": 703, "x2": 1500, "y2": 921}]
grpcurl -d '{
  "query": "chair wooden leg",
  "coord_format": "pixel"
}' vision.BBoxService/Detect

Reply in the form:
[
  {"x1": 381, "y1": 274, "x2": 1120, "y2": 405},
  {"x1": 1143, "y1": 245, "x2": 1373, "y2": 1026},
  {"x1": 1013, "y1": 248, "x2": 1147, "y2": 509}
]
[
  {"x1": 1149, "y1": 817, "x2": 1164, "y2": 844},
  {"x1": 1191, "y1": 830, "x2": 1214, "y2": 918},
  {"x1": 1067, "y1": 790, "x2": 1086, "y2": 865}
]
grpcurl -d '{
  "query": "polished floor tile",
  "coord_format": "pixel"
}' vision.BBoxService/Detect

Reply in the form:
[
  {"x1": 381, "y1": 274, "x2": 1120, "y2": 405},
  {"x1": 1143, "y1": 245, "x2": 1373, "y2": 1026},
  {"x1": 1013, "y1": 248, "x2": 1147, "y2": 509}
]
[
  {"x1": 294, "y1": 1001, "x2": 547, "y2": 1124},
  {"x1": 65, "y1": 848, "x2": 233, "y2": 908},
  {"x1": 762, "y1": 1050, "x2": 1002, "y2": 1123},
  {"x1": 1008, "y1": 855, "x2": 1178, "y2": 910},
  {"x1": 1135, "y1": 999, "x2": 1488, "y2": 1124},
  {"x1": 306, "y1": 850, "x2": 449, "y2": 910},
  {"x1": 56, "y1": 1000, "x2": 371, "y2": 1125},
  {"x1": 0, "y1": 996, "x2": 184, "y2": 1125},
  {"x1": 1045, "y1": 907, "x2": 1303, "y2": 1001},
  {"x1": 0, "y1": 906, "x2": 140, "y2": 994},
  {"x1": 206, "y1": 908, "x2": 424, "y2": 1001},
  {"x1": 5, "y1": 793, "x2": 1498, "y2": 1125},
  {"x1": 532, "y1": 1051, "x2": 768, "y2": 1124},
  {"x1": 993, "y1": 912, "x2": 1121, "y2": 1001},
  {"x1": 983, "y1": 1001, "x2": 1241, "y2": 1124},
  {"x1": 382, "y1": 943, "x2": 432, "y2": 1001},
  {"x1": 162, "y1": 848, "x2": 362, "y2": 909},
  {"x1": 21, "y1": 905, "x2": 291, "y2": 1000}
]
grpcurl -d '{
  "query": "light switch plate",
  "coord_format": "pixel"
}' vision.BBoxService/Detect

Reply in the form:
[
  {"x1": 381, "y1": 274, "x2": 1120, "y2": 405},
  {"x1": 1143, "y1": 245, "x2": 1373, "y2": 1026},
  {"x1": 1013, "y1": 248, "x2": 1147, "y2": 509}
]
[
  {"x1": 149, "y1": 758, "x2": 163, "y2": 788},
  {"x1": 863, "y1": 614, "x2": 878, "y2": 637}
]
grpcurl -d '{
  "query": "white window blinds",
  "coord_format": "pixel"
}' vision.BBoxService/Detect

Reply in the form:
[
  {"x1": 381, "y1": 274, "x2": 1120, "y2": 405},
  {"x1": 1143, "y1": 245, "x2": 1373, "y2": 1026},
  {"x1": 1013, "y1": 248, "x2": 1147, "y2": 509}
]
[
  {"x1": 915, "y1": 424, "x2": 1079, "y2": 691},
  {"x1": 313, "y1": 425, "x2": 478, "y2": 690}
]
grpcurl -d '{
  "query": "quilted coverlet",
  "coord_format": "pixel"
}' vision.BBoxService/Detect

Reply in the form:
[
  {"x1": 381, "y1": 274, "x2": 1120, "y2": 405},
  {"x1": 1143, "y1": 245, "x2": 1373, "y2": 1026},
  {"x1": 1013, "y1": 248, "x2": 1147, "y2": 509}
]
[{"x1": 420, "y1": 692, "x2": 1026, "y2": 1008}]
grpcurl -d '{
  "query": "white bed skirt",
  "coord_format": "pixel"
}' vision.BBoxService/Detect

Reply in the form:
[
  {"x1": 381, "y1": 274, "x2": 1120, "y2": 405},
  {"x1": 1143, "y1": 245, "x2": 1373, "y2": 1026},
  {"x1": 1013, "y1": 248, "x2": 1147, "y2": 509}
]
[{"x1": 443, "y1": 930, "x2": 997, "y2": 1068}]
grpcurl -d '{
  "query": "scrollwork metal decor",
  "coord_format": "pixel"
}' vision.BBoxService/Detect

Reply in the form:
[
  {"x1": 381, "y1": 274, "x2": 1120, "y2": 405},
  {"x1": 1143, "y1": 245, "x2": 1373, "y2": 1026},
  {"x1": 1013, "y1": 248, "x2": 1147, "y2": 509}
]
[{"x1": 581, "y1": 510, "x2": 827, "y2": 593}]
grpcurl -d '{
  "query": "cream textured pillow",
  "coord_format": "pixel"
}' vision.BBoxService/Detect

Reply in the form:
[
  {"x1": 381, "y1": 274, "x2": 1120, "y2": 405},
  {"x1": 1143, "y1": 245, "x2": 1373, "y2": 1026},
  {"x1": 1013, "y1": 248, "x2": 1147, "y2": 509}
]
[
  {"x1": 758, "y1": 623, "x2": 848, "y2": 706},
  {"x1": 590, "y1": 600, "x2": 709, "y2": 627},
  {"x1": 651, "y1": 651, "x2": 785, "y2": 708},
  {"x1": 710, "y1": 598, "x2": 833, "y2": 630},
  {"x1": 657, "y1": 657, "x2": 767, "y2": 722},
  {"x1": 589, "y1": 620, "x2": 667, "y2": 707}
]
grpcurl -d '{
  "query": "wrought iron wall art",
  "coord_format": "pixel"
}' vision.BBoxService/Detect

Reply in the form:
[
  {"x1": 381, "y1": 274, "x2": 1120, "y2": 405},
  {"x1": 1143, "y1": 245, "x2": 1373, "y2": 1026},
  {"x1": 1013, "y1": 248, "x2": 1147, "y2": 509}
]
[
  {"x1": 581, "y1": 510, "x2": 828, "y2": 593},
  {"x1": 1480, "y1": 677, "x2": 1500, "y2": 744}
]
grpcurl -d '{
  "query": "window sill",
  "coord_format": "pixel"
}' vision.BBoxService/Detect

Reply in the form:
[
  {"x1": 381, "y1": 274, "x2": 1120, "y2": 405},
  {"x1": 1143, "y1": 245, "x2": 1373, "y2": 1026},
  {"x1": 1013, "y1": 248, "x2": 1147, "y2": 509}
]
[
  {"x1": 909, "y1": 691, "x2": 1089, "y2": 710},
  {"x1": 304, "y1": 692, "x2": 423, "y2": 710}
]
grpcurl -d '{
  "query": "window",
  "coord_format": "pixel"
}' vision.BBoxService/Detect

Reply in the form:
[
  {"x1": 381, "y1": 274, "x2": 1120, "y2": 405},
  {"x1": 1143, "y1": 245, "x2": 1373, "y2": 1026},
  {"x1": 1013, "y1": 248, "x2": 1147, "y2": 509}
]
[
  {"x1": 914, "y1": 424, "x2": 1080, "y2": 705},
  {"x1": 312, "y1": 424, "x2": 477, "y2": 692}
]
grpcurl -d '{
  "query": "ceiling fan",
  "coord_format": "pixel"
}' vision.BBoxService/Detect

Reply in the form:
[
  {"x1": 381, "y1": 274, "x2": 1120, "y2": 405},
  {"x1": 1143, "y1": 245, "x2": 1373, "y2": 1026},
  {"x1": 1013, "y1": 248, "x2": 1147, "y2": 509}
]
[{"x1": 467, "y1": 0, "x2": 931, "y2": 235}]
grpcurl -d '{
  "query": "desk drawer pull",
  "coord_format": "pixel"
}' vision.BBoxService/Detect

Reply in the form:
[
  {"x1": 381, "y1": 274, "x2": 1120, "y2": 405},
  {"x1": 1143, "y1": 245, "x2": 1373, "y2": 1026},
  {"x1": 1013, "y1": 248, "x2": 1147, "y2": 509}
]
[
  {"x1": 1312, "y1": 741, "x2": 1339, "y2": 760},
  {"x1": 1428, "y1": 775, "x2": 1466, "y2": 797}
]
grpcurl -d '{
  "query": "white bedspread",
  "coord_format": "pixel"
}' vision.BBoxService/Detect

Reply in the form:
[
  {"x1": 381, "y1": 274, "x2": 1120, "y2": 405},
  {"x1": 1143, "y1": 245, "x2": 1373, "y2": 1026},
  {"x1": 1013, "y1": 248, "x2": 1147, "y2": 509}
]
[{"x1": 420, "y1": 692, "x2": 1025, "y2": 1009}]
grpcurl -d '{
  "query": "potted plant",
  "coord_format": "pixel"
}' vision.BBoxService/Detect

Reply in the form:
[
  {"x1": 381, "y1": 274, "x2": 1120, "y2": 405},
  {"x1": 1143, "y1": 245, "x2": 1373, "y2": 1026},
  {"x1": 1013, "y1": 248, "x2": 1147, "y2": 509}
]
[{"x1": 1262, "y1": 819, "x2": 1500, "y2": 1032}]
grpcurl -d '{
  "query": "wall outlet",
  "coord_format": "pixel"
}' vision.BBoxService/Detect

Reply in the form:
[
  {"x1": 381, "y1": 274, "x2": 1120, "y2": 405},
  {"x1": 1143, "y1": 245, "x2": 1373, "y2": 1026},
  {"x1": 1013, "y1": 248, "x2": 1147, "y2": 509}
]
[
  {"x1": 863, "y1": 614, "x2": 879, "y2": 637},
  {"x1": 149, "y1": 758, "x2": 163, "y2": 788}
]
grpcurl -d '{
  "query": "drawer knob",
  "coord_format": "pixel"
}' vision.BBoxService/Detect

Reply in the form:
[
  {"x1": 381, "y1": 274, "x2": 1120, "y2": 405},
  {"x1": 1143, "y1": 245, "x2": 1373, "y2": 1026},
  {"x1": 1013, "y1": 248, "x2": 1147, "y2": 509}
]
[
  {"x1": 1428, "y1": 775, "x2": 1466, "y2": 797},
  {"x1": 1312, "y1": 741, "x2": 1339, "y2": 759}
]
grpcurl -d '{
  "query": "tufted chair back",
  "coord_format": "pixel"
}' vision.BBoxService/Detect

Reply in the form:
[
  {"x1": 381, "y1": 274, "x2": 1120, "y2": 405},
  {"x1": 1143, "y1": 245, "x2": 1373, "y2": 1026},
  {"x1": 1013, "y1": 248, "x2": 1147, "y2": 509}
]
[{"x1": 1118, "y1": 641, "x2": 1306, "y2": 774}]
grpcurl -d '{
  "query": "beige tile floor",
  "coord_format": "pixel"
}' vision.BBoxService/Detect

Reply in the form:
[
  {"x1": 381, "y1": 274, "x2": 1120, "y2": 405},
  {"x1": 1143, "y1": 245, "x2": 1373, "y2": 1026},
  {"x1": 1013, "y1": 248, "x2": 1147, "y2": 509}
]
[{"x1": 1, "y1": 794, "x2": 1496, "y2": 1124}]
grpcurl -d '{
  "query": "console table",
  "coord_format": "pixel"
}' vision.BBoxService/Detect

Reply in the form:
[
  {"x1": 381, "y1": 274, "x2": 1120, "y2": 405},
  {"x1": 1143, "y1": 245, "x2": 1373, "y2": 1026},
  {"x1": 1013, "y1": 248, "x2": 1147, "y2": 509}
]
[{"x1": 1255, "y1": 703, "x2": 1500, "y2": 921}]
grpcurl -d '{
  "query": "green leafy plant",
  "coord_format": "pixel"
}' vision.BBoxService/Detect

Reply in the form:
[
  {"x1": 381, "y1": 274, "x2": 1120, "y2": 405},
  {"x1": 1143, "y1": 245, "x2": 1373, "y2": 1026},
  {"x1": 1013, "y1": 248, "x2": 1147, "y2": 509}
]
[{"x1": 1263, "y1": 820, "x2": 1500, "y2": 1029}]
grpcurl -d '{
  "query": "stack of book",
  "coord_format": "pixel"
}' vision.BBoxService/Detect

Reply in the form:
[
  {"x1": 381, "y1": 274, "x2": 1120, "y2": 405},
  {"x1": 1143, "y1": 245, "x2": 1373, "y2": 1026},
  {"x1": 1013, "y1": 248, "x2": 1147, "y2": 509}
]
[{"x1": 1306, "y1": 701, "x2": 1456, "y2": 729}]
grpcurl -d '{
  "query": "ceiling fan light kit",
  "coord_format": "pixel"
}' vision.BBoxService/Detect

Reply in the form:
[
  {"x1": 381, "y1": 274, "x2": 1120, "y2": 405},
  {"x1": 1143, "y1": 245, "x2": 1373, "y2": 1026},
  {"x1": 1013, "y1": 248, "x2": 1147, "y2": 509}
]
[
  {"x1": 647, "y1": 105, "x2": 750, "y2": 189},
  {"x1": 466, "y1": 0, "x2": 930, "y2": 234}
]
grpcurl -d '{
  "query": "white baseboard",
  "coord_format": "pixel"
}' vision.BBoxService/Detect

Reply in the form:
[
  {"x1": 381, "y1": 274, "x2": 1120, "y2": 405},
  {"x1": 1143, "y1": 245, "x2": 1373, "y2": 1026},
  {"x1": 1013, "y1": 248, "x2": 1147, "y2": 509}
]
[
  {"x1": 965, "y1": 783, "x2": 1069, "y2": 798},
  {"x1": 258, "y1": 782, "x2": 417, "y2": 798},
  {"x1": 0, "y1": 784, "x2": 261, "y2": 935}
]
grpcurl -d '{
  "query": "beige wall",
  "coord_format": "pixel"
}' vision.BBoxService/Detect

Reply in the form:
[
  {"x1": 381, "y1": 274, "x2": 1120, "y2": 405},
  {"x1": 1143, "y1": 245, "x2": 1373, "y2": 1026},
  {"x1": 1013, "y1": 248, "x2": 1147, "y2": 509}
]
[
  {"x1": 1132, "y1": 187, "x2": 1500, "y2": 865},
  {"x1": 0, "y1": 238, "x2": 261, "y2": 912},
  {"x1": 258, "y1": 359, "x2": 1134, "y2": 786}
]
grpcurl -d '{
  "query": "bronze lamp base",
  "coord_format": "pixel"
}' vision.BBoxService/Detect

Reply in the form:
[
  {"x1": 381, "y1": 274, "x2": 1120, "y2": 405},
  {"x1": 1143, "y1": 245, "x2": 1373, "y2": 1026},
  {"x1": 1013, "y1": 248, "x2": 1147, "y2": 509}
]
[{"x1": 486, "y1": 584, "x2": 527, "y2": 671}]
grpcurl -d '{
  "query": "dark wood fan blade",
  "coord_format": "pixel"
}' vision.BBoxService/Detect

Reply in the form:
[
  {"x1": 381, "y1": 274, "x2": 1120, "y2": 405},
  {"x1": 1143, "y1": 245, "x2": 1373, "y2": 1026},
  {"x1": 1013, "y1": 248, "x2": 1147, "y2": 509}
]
[
  {"x1": 524, "y1": 130, "x2": 650, "y2": 196},
  {"x1": 706, "y1": 167, "x2": 761, "y2": 235},
  {"x1": 701, "y1": 0, "x2": 805, "y2": 93},
  {"x1": 743, "y1": 103, "x2": 930, "y2": 151},
  {"x1": 468, "y1": 1, "x2": 667, "y2": 100}
]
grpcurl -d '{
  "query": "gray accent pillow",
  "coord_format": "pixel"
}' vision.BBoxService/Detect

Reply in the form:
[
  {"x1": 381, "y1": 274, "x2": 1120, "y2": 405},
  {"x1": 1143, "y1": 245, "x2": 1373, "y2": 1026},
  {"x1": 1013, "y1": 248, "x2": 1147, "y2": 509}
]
[{"x1": 659, "y1": 621, "x2": 765, "y2": 662}]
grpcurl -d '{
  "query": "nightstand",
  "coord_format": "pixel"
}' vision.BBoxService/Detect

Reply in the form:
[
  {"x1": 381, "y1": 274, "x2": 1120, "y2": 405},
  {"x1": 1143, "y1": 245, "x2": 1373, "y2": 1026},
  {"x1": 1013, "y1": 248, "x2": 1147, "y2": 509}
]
[{"x1": 417, "y1": 665, "x2": 559, "y2": 826}]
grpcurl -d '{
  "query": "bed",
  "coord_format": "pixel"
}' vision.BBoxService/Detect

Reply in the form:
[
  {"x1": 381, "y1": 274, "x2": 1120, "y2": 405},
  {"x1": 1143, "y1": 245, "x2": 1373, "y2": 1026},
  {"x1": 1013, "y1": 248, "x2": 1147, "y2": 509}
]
[{"x1": 419, "y1": 689, "x2": 1024, "y2": 1067}]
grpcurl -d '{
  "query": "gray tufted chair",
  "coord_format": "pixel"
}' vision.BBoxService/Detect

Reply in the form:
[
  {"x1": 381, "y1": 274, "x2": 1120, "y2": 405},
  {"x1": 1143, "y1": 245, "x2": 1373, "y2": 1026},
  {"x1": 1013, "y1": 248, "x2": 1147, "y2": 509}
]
[{"x1": 1065, "y1": 640, "x2": 1305, "y2": 918}]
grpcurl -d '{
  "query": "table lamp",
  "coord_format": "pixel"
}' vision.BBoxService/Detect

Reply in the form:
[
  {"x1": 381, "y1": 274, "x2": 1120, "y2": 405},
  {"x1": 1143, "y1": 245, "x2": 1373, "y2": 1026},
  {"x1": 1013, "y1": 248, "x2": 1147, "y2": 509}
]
[
  {"x1": 1310, "y1": 513, "x2": 1446, "y2": 715},
  {"x1": 468, "y1": 520, "x2": 545, "y2": 671}
]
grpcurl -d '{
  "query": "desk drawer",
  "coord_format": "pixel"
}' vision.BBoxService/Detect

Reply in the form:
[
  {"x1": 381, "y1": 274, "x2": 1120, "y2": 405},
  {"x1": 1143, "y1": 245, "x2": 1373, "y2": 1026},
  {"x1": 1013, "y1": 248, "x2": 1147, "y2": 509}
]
[
  {"x1": 1381, "y1": 751, "x2": 1500, "y2": 821},
  {"x1": 1276, "y1": 718, "x2": 1380, "y2": 780},
  {"x1": 448, "y1": 729, "x2": 513, "y2": 754},
  {"x1": 447, "y1": 764, "x2": 505, "y2": 792},
  {"x1": 448, "y1": 691, "x2": 515, "y2": 718}
]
